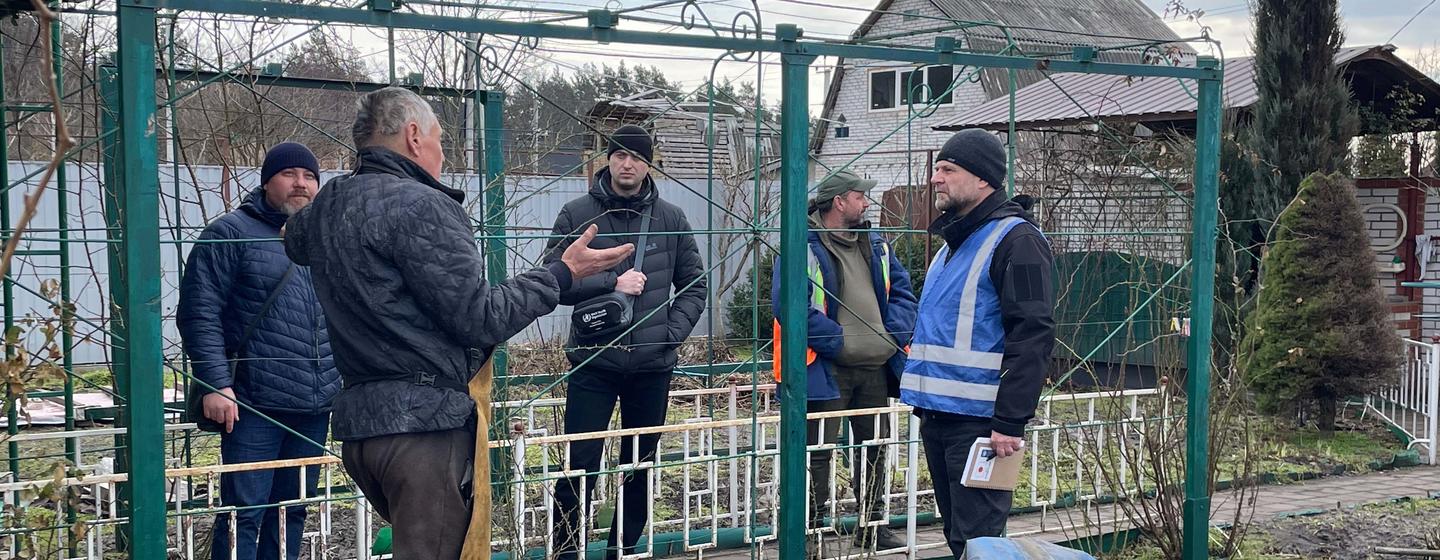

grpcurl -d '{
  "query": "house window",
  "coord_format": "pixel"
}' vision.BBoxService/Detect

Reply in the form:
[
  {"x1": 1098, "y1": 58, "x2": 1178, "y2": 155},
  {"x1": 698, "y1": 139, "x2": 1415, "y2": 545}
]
[
  {"x1": 869, "y1": 65, "x2": 955, "y2": 111},
  {"x1": 869, "y1": 71, "x2": 895, "y2": 111}
]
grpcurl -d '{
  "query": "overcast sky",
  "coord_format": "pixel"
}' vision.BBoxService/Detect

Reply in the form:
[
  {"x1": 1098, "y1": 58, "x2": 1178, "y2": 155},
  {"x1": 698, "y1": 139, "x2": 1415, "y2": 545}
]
[{"x1": 484, "y1": 0, "x2": 1440, "y2": 111}]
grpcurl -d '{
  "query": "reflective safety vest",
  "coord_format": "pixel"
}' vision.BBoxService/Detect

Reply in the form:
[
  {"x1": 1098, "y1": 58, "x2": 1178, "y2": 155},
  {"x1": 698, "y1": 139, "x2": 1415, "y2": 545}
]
[
  {"x1": 772, "y1": 241, "x2": 895, "y2": 382},
  {"x1": 900, "y1": 217, "x2": 1028, "y2": 417}
]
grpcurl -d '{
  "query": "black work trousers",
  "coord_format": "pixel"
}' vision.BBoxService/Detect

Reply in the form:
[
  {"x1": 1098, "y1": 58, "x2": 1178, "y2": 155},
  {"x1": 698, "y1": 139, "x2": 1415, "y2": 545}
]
[
  {"x1": 918, "y1": 411, "x2": 1012, "y2": 558},
  {"x1": 552, "y1": 366, "x2": 673, "y2": 560},
  {"x1": 807, "y1": 364, "x2": 892, "y2": 525}
]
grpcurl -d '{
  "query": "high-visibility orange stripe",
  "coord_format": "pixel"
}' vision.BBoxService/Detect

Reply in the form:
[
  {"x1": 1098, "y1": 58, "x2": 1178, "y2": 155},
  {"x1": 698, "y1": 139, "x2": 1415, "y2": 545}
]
[{"x1": 772, "y1": 319, "x2": 816, "y2": 382}]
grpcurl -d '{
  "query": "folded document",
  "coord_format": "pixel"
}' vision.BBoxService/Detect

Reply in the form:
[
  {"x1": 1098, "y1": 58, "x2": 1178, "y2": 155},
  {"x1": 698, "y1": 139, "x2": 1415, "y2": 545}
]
[{"x1": 961, "y1": 437, "x2": 1024, "y2": 491}]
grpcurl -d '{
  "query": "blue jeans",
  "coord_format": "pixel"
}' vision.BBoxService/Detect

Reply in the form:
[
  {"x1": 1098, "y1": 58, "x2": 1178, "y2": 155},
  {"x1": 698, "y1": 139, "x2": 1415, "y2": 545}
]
[{"x1": 211, "y1": 410, "x2": 329, "y2": 560}]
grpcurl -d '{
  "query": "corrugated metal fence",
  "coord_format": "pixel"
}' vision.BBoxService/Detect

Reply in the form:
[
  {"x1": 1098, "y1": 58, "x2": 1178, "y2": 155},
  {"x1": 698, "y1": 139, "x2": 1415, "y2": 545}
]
[{"x1": 4, "y1": 162, "x2": 768, "y2": 365}]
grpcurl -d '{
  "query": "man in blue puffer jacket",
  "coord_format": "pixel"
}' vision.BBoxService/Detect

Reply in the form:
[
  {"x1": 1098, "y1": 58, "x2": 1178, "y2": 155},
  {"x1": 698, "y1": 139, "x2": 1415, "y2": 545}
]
[
  {"x1": 770, "y1": 170, "x2": 918, "y2": 553},
  {"x1": 177, "y1": 142, "x2": 339, "y2": 560}
]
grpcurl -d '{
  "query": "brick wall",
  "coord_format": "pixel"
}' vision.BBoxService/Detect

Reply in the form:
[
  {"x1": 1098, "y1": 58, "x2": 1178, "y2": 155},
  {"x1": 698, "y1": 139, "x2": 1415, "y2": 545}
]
[
  {"x1": 1423, "y1": 192, "x2": 1440, "y2": 340},
  {"x1": 815, "y1": 0, "x2": 989, "y2": 204},
  {"x1": 1357, "y1": 188, "x2": 1404, "y2": 295},
  {"x1": 1356, "y1": 186, "x2": 1431, "y2": 340}
]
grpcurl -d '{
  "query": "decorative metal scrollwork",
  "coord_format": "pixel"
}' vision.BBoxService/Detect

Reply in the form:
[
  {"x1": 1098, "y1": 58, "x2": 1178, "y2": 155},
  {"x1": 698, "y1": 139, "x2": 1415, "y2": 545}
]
[
  {"x1": 475, "y1": 35, "x2": 538, "y2": 85},
  {"x1": 681, "y1": 0, "x2": 721, "y2": 36}
]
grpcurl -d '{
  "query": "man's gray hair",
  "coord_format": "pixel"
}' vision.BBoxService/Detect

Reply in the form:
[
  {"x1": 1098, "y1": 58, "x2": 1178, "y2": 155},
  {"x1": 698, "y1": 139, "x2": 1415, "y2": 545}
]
[{"x1": 352, "y1": 87, "x2": 440, "y2": 148}]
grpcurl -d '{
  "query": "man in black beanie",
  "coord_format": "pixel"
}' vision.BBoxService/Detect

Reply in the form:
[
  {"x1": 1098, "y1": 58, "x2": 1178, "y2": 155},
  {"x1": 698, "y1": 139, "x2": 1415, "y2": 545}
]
[
  {"x1": 899, "y1": 128, "x2": 1056, "y2": 557},
  {"x1": 179, "y1": 141, "x2": 338, "y2": 560},
  {"x1": 544, "y1": 124, "x2": 707, "y2": 559}
]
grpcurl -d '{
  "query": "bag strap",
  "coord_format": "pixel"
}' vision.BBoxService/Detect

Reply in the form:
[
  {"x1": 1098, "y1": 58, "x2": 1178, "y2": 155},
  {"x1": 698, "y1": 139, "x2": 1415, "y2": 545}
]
[
  {"x1": 232, "y1": 264, "x2": 296, "y2": 360},
  {"x1": 631, "y1": 210, "x2": 653, "y2": 273}
]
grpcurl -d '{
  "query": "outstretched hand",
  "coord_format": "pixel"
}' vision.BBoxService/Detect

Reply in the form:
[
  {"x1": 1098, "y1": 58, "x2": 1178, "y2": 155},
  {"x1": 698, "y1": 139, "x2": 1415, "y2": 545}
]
[{"x1": 562, "y1": 224, "x2": 634, "y2": 279}]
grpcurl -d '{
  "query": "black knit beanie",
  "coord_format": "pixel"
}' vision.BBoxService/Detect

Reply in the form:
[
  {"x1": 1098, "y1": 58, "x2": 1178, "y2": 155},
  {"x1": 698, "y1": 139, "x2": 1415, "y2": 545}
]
[
  {"x1": 260, "y1": 142, "x2": 320, "y2": 186},
  {"x1": 607, "y1": 124, "x2": 654, "y2": 163},
  {"x1": 936, "y1": 129, "x2": 1006, "y2": 190}
]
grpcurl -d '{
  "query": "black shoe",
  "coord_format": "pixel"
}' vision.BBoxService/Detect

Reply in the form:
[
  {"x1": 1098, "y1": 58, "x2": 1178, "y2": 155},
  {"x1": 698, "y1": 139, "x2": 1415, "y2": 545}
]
[{"x1": 854, "y1": 526, "x2": 907, "y2": 550}]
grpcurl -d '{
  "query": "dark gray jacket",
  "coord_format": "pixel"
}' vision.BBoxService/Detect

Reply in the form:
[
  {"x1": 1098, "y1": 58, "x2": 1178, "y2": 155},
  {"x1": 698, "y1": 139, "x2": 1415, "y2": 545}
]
[
  {"x1": 543, "y1": 169, "x2": 707, "y2": 374},
  {"x1": 284, "y1": 147, "x2": 573, "y2": 441}
]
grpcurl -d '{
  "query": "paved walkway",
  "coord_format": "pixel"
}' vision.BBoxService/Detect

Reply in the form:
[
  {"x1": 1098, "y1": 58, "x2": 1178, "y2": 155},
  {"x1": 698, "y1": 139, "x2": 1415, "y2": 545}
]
[{"x1": 706, "y1": 467, "x2": 1440, "y2": 559}]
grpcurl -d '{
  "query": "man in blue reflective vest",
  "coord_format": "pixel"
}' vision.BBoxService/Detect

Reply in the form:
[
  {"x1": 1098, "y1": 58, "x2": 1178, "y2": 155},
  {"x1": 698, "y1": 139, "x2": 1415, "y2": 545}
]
[
  {"x1": 771, "y1": 170, "x2": 917, "y2": 553},
  {"x1": 901, "y1": 129, "x2": 1056, "y2": 557}
]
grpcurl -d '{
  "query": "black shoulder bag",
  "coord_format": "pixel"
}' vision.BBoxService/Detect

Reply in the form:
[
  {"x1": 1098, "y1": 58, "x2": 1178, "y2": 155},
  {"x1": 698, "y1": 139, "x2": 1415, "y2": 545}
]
[
  {"x1": 185, "y1": 265, "x2": 296, "y2": 432},
  {"x1": 571, "y1": 211, "x2": 652, "y2": 341}
]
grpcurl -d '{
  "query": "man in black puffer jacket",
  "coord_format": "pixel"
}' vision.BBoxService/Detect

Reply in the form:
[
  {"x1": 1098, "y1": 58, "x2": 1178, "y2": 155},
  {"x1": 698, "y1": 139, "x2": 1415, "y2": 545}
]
[
  {"x1": 177, "y1": 142, "x2": 338, "y2": 560},
  {"x1": 283, "y1": 87, "x2": 632, "y2": 559},
  {"x1": 544, "y1": 125, "x2": 708, "y2": 560}
]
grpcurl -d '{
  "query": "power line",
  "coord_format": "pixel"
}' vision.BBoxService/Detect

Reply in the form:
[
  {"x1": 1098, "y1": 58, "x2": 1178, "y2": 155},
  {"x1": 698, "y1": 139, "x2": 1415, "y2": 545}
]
[{"x1": 1388, "y1": 0, "x2": 1438, "y2": 45}]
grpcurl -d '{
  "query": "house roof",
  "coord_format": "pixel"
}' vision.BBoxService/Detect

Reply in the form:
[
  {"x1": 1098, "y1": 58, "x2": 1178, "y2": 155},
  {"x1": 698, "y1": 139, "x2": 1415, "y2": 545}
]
[
  {"x1": 928, "y1": 0, "x2": 1187, "y2": 52},
  {"x1": 587, "y1": 88, "x2": 745, "y2": 120},
  {"x1": 813, "y1": 0, "x2": 1190, "y2": 153},
  {"x1": 586, "y1": 90, "x2": 779, "y2": 178},
  {"x1": 934, "y1": 44, "x2": 1440, "y2": 132}
]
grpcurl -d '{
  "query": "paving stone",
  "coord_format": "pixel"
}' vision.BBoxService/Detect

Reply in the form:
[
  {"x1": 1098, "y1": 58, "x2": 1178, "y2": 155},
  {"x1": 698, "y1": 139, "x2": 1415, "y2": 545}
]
[{"x1": 704, "y1": 467, "x2": 1440, "y2": 559}]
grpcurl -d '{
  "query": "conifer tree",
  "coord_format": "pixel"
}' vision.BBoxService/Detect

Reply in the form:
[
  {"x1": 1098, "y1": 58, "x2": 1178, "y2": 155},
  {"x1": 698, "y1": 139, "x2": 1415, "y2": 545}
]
[
  {"x1": 1229, "y1": 0, "x2": 1358, "y2": 295},
  {"x1": 1244, "y1": 173, "x2": 1400, "y2": 435}
]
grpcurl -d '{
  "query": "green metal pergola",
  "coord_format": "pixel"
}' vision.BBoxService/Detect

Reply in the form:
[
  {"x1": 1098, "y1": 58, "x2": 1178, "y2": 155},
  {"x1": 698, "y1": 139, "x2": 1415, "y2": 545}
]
[{"x1": 85, "y1": 2, "x2": 1226, "y2": 558}]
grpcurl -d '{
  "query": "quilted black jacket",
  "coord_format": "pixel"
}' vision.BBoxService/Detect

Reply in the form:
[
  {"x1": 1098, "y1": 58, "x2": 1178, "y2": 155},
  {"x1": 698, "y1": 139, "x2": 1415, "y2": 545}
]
[
  {"x1": 284, "y1": 147, "x2": 574, "y2": 441},
  {"x1": 543, "y1": 168, "x2": 707, "y2": 374},
  {"x1": 177, "y1": 187, "x2": 339, "y2": 414}
]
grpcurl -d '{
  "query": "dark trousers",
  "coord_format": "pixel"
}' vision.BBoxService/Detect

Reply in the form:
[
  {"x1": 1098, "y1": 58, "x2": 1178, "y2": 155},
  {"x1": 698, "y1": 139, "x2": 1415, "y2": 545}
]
[
  {"x1": 212, "y1": 410, "x2": 329, "y2": 560},
  {"x1": 919, "y1": 412, "x2": 1012, "y2": 558},
  {"x1": 552, "y1": 366, "x2": 673, "y2": 560},
  {"x1": 807, "y1": 364, "x2": 891, "y2": 525},
  {"x1": 342, "y1": 423, "x2": 476, "y2": 560}
]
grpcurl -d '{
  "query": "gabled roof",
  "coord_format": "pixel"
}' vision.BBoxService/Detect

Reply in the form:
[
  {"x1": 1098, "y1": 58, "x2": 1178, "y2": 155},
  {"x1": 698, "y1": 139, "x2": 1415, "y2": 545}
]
[
  {"x1": 587, "y1": 88, "x2": 744, "y2": 120},
  {"x1": 934, "y1": 45, "x2": 1440, "y2": 133},
  {"x1": 928, "y1": 0, "x2": 1187, "y2": 51},
  {"x1": 585, "y1": 90, "x2": 780, "y2": 179},
  {"x1": 813, "y1": 0, "x2": 1190, "y2": 153}
]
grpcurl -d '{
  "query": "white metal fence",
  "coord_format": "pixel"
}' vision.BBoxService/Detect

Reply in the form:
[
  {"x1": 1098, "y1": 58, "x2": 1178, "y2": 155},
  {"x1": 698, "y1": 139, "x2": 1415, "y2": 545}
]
[
  {"x1": 1366, "y1": 339, "x2": 1440, "y2": 465},
  {"x1": 490, "y1": 384, "x2": 1167, "y2": 559},
  {"x1": 0, "y1": 385, "x2": 1169, "y2": 559}
]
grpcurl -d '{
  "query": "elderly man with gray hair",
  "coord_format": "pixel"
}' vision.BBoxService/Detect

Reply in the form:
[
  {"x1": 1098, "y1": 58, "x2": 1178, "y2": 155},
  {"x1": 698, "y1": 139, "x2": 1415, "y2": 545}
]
[{"x1": 284, "y1": 87, "x2": 632, "y2": 558}]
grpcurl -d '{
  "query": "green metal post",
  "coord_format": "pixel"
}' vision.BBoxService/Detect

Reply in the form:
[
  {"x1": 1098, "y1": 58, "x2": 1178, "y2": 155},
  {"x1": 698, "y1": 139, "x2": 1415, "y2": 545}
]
[
  {"x1": 1006, "y1": 68, "x2": 1016, "y2": 195},
  {"x1": 777, "y1": 46, "x2": 813, "y2": 560},
  {"x1": 166, "y1": 17, "x2": 196, "y2": 477},
  {"x1": 115, "y1": 4, "x2": 168, "y2": 558},
  {"x1": 51, "y1": 11, "x2": 77, "y2": 553},
  {"x1": 1182, "y1": 56, "x2": 1223, "y2": 560},
  {"x1": 98, "y1": 63, "x2": 130, "y2": 554},
  {"x1": 0, "y1": 25, "x2": 16, "y2": 492},
  {"x1": 480, "y1": 89, "x2": 510, "y2": 493},
  {"x1": 481, "y1": 90, "x2": 507, "y2": 381}
]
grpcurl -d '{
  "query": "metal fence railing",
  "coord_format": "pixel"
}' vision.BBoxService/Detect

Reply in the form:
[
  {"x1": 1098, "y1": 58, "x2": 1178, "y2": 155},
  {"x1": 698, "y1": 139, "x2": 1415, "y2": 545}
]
[
  {"x1": 1366, "y1": 339, "x2": 1439, "y2": 465},
  {"x1": 489, "y1": 384, "x2": 1168, "y2": 559},
  {"x1": 0, "y1": 386, "x2": 1169, "y2": 559}
]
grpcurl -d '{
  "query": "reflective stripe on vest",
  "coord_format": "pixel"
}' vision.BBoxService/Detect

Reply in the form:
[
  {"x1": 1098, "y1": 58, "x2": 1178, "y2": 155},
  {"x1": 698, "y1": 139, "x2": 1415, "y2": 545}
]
[
  {"x1": 901, "y1": 217, "x2": 1027, "y2": 416},
  {"x1": 880, "y1": 241, "x2": 892, "y2": 294},
  {"x1": 773, "y1": 241, "x2": 897, "y2": 381},
  {"x1": 773, "y1": 249, "x2": 825, "y2": 381}
]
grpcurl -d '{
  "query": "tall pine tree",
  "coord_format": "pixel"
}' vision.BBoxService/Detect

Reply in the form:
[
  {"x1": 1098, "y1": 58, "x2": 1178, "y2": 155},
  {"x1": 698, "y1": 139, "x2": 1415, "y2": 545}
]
[
  {"x1": 1236, "y1": 0, "x2": 1358, "y2": 290},
  {"x1": 1243, "y1": 173, "x2": 1400, "y2": 435}
]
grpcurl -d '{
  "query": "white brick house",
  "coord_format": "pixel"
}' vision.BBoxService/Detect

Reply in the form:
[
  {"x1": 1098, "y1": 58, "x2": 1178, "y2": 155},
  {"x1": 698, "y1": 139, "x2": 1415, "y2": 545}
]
[{"x1": 810, "y1": 0, "x2": 1188, "y2": 225}]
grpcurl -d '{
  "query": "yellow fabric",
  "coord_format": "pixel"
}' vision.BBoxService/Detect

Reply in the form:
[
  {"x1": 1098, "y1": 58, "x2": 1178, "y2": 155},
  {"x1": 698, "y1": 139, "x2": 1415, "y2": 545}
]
[{"x1": 460, "y1": 359, "x2": 493, "y2": 560}]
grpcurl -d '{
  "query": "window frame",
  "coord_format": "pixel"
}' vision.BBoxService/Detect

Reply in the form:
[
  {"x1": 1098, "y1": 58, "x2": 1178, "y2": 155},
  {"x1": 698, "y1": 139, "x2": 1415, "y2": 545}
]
[{"x1": 867, "y1": 65, "x2": 957, "y2": 113}]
